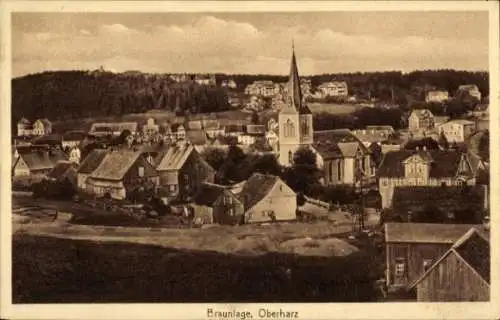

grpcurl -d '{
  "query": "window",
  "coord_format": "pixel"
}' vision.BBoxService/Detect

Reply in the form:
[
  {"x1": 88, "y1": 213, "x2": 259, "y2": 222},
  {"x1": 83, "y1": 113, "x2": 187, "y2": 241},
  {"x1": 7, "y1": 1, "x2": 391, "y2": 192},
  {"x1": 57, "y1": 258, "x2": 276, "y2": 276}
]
[
  {"x1": 288, "y1": 151, "x2": 293, "y2": 164},
  {"x1": 138, "y1": 166, "x2": 144, "y2": 177},
  {"x1": 226, "y1": 196, "x2": 233, "y2": 205},
  {"x1": 183, "y1": 174, "x2": 190, "y2": 185},
  {"x1": 422, "y1": 259, "x2": 433, "y2": 272},
  {"x1": 301, "y1": 118, "x2": 310, "y2": 136},
  {"x1": 395, "y1": 260, "x2": 405, "y2": 277},
  {"x1": 169, "y1": 185, "x2": 177, "y2": 192},
  {"x1": 337, "y1": 161, "x2": 342, "y2": 180},
  {"x1": 284, "y1": 119, "x2": 295, "y2": 138},
  {"x1": 228, "y1": 208, "x2": 234, "y2": 216}
]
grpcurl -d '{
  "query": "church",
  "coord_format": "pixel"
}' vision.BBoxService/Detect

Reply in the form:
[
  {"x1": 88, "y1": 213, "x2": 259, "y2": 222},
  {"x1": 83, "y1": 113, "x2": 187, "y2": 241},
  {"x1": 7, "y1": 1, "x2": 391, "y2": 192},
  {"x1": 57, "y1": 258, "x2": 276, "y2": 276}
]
[{"x1": 277, "y1": 47, "x2": 375, "y2": 187}]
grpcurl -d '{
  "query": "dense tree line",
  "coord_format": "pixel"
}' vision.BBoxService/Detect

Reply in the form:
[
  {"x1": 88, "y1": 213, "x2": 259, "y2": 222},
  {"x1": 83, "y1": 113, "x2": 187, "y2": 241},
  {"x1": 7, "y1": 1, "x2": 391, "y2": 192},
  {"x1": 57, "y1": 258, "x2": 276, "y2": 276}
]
[
  {"x1": 12, "y1": 71, "x2": 231, "y2": 124},
  {"x1": 313, "y1": 107, "x2": 405, "y2": 131}
]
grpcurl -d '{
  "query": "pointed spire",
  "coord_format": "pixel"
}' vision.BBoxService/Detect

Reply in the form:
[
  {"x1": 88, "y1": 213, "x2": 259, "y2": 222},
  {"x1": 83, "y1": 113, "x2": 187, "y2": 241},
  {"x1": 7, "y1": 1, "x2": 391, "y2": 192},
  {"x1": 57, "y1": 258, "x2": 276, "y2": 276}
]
[{"x1": 288, "y1": 43, "x2": 303, "y2": 111}]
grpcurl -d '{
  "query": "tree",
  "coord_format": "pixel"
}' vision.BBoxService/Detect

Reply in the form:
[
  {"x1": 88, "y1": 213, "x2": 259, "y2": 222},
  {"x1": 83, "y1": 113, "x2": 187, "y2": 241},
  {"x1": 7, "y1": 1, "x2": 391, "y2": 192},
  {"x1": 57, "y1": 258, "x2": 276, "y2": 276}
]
[
  {"x1": 201, "y1": 148, "x2": 226, "y2": 171},
  {"x1": 217, "y1": 145, "x2": 253, "y2": 184},
  {"x1": 283, "y1": 147, "x2": 319, "y2": 194},
  {"x1": 250, "y1": 111, "x2": 260, "y2": 125},
  {"x1": 478, "y1": 130, "x2": 489, "y2": 162},
  {"x1": 252, "y1": 154, "x2": 282, "y2": 176}
]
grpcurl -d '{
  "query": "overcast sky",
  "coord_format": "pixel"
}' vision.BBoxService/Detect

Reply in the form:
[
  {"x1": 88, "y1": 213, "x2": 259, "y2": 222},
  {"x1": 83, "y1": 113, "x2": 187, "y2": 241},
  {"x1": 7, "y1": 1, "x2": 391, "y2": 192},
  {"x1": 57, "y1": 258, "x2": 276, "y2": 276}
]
[{"x1": 12, "y1": 12, "x2": 489, "y2": 78}]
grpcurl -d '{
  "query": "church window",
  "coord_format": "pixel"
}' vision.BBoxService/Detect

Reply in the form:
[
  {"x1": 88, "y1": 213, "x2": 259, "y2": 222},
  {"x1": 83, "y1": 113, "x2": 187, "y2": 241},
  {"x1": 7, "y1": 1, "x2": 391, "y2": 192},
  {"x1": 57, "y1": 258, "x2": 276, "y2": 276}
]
[
  {"x1": 284, "y1": 119, "x2": 295, "y2": 137},
  {"x1": 301, "y1": 118, "x2": 310, "y2": 136},
  {"x1": 288, "y1": 151, "x2": 293, "y2": 164}
]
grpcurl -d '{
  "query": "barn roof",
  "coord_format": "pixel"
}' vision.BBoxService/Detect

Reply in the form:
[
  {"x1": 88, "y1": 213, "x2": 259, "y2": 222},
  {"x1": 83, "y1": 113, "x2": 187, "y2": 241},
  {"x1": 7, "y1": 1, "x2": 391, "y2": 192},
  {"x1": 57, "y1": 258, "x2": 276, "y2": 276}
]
[
  {"x1": 90, "y1": 150, "x2": 141, "y2": 180},
  {"x1": 384, "y1": 222, "x2": 482, "y2": 244},
  {"x1": 77, "y1": 149, "x2": 108, "y2": 174},
  {"x1": 235, "y1": 173, "x2": 278, "y2": 210},
  {"x1": 46, "y1": 161, "x2": 77, "y2": 181},
  {"x1": 18, "y1": 149, "x2": 68, "y2": 172},
  {"x1": 409, "y1": 227, "x2": 490, "y2": 289},
  {"x1": 156, "y1": 143, "x2": 194, "y2": 171},
  {"x1": 192, "y1": 183, "x2": 227, "y2": 206}
]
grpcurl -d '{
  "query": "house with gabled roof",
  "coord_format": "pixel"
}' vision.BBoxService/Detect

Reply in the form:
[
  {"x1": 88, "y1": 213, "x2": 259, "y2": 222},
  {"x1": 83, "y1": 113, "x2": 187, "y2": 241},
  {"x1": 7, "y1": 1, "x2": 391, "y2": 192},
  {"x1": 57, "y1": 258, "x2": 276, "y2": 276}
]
[
  {"x1": 32, "y1": 118, "x2": 53, "y2": 136},
  {"x1": 45, "y1": 161, "x2": 78, "y2": 187},
  {"x1": 155, "y1": 141, "x2": 215, "y2": 203},
  {"x1": 378, "y1": 149, "x2": 477, "y2": 208},
  {"x1": 76, "y1": 149, "x2": 108, "y2": 190},
  {"x1": 234, "y1": 173, "x2": 297, "y2": 224},
  {"x1": 191, "y1": 182, "x2": 244, "y2": 225},
  {"x1": 85, "y1": 150, "x2": 159, "y2": 200},
  {"x1": 12, "y1": 147, "x2": 68, "y2": 179},
  {"x1": 384, "y1": 222, "x2": 484, "y2": 292},
  {"x1": 62, "y1": 131, "x2": 86, "y2": 150},
  {"x1": 408, "y1": 109, "x2": 435, "y2": 133},
  {"x1": 409, "y1": 227, "x2": 490, "y2": 301},
  {"x1": 312, "y1": 129, "x2": 374, "y2": 186}
]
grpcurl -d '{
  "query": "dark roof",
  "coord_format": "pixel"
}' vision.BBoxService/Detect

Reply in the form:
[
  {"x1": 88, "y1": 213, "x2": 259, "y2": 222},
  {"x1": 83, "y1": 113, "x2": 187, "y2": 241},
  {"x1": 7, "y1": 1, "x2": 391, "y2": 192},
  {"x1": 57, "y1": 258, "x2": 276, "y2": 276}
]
[
  {"x1": 410, "y1": 227, "x2": 490, "y2": 289},
  {"x1": 32, "y1": 134, "x2": 62, "y2": 145},
  {"x1": 392, "y1": 185, "x2": 487, "y2": 212},
  {"x1": 313, "y1": 129, "x2": 368, "y2": 159},
  {"x1": 46, "y1": 161, "x2": 76, "y2": 181},
  {"x1": 246, "y1": 124, "x2": 266, "y2": 135},
  {"x1": 385, "y1": 222, "x2": 481, "y2": 244},
  {"x1": 224, "y1": 124, "x2": 246, "y2": 132},
  {"x1": 236, "y1": 173, "x2": 279, "y2": 210},
  {"x1": 18, "y1": 149, "x2": 68, "y2": 171},
  {"x1": 185, "y1": 130, "x2": 208, "y2": 145},
  {"x1": 192, "y1": 183, "x2": 226, "y2": 206},
  {"x1": 63, "y1": 131, "x2": 86, "y2": 141},
  {"x1": 90, "y1": 150, "x2": 142, "y2": 180},
  {"x1": 453, "y1": 228, "x2": 490, "y2": 283},
  {"x1": 77, "y1": 149, "x2": 107, "y2": 174},
  {"x1": 377, "y1": 150, "x2": 467, "y2": 178}
]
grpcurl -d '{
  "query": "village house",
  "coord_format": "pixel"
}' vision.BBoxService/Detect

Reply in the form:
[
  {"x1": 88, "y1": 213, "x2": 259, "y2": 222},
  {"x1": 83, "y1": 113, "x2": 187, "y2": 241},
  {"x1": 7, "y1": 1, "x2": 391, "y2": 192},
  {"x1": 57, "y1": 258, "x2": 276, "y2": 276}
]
[
  {"x1": 171, "y1": 123, "x2": 186, "y2": 140},
  {"x1": 85, "y1": 150, "x2": 159, "y2": 200},
  {"x1": 194, "y1": 74, "x2": 216, "y2": 86},
  {"x1": 155, "y1": 141, "x2": 215, "y2": 204},
  {"x1": 45, "y1": 160, "x2": 79, "y2": 188},
  {"x1": 76, "y1": 149, "x2": 108, "y2": 190},
  {"x1": 408, "y1": 109, "x2": 435, "y2": 133},
  {"x1": 235, "y1": 173, "x2": 297, "y2": 224},
  {"x1": 17, "y1": 118, "x2": 32, "y2": 136},
  {"x1": 12, "y1": 147, "x2": 68, "y2": 179},
  {"x1": 437, "y1": 119, "x2": 476, "y2": 143},
  {"x1": 142, "y1": 118, "x2": 160, "y2": 137},
  {"x1": 224, "y1": 124, "x2": 246, "y2": 137},
  {"x1": 68, "y1": 146, "x2": 82, "y2": 164},
  {"x1": 89, "y1": 122, "x2": 138, "y2": 137},
  {"x1": 425, "y1": 90, "x2": 449, "y2": 103},
  {"x1": 62, "y1": 131, "x2": 86, "y2": 150},
  {"x1": 377, "y1": 149, "x2": 477, "y2": 208},
  {"x1": 366, "y1": 125, "x2": 395, "y2": 136},
  {"x1": 312, "y1": 130, "x2": 375, "y2": 187},
  {"x1": 191, "y1": 182, "x2": 244, "y2": 225},
  {"x1": 409, "y1": 227, "x2": 490, "y2": 301},
  {"x1": 32, "y1": 118, "x2": 53, "y2": 136},
  {"x1": 457, "y1": 84, "x2": 482, "y2": 101},
  {"x1": 238, "y1": 124, "x2": 266, "y2": 146},
  {"x1": 221, "y1": 79, "x2": 237, "y2": 89},
  {"x1": 244, "y1": 80, "x2": 280, "y2": 97},
  {"x1": 384, "y1": 222, "x2": 483, "y2": 292},
  {"x1": 316, "y1": 81, "x2": 348, "y2": 98}
]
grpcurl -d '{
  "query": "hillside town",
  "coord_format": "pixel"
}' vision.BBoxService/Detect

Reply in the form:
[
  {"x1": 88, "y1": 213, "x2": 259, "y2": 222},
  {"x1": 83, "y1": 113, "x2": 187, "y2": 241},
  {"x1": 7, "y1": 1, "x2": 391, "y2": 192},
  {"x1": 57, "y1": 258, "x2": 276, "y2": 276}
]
[{"x1": 12, "y1": 45, "x2": 490, "y2": 303}]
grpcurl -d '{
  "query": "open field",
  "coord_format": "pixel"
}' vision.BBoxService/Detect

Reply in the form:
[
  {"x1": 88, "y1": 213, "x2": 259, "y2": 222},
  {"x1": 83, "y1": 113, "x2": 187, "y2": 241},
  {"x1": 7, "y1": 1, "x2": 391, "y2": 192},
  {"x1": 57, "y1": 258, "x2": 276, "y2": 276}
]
[
  {"x1": 308, "y1": 103, "x2": 364, "y2": 115},
  {"x1": 13, "y1": 234, "x2": 383, "y2": 303}
]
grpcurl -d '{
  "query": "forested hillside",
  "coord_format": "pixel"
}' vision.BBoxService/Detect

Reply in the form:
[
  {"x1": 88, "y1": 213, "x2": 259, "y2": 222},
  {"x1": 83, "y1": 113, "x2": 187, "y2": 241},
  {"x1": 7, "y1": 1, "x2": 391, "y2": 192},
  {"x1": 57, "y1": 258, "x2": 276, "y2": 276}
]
[
  {"x1": 12, "y1": 71, "x2": 231, "y2": 123},
  {"x1": 12, "y1": 69, "x2": 488, "y2": 125}
]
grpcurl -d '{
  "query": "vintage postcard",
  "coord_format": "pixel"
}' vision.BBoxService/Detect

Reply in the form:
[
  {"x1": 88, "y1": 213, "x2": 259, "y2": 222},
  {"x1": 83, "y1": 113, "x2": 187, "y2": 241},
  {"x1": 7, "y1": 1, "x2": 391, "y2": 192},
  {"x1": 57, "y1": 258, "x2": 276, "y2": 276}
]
[{"x1": 1, "y1": 1, "x2": 499, "y2": 319}]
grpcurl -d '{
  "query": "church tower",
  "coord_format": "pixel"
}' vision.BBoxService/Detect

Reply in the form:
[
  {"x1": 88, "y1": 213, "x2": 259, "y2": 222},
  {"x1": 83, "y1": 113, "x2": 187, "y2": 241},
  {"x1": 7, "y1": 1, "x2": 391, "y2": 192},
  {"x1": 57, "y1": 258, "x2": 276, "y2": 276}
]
[{"x1": 278, "y1": 45, "x2": 313, "y2": 166}]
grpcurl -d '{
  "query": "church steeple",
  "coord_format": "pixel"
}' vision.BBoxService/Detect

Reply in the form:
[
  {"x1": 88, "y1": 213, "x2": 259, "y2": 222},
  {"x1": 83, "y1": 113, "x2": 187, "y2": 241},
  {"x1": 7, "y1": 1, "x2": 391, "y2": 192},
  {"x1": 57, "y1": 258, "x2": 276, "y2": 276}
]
[{"x1": 287, "y1": 44, "x2": 311, "y2": 114}]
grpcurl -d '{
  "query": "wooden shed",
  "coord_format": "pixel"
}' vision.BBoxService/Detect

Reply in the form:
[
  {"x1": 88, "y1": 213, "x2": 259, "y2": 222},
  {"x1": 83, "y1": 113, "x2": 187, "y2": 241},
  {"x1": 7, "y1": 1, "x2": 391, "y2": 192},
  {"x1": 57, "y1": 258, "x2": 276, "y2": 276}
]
[
  {"x1": 384, "y1": 222, "x2": 481, "y2": 291},
  {"x1": 409, "y1": 227, "x2": 490, "y2": 301}
]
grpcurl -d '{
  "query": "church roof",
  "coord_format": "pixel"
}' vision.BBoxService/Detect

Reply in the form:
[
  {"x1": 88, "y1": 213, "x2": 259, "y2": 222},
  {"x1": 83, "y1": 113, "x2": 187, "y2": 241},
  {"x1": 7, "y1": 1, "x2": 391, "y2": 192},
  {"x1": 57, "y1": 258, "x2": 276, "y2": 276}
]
[{"x1": 284, "y1": 46, "x2": 311, "y2": 115}]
